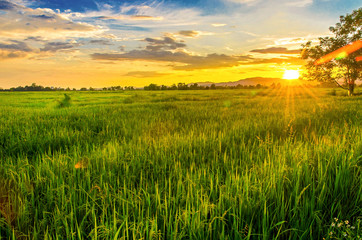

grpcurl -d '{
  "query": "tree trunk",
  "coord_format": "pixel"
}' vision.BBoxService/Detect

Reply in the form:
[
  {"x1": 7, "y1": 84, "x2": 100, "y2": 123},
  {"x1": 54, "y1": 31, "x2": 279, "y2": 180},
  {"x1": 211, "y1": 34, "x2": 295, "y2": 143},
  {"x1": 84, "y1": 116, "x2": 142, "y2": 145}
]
[{"x1": 348, "y1": 83, "x2": 354, "y2": 96}]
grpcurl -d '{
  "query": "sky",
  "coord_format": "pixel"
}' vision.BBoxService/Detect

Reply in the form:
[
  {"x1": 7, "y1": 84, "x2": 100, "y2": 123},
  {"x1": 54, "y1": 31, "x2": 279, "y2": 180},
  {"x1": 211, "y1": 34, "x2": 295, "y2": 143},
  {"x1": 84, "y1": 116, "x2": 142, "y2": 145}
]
[{"x1": 0, "y1": 0, "x2": 360, "y2": 88}]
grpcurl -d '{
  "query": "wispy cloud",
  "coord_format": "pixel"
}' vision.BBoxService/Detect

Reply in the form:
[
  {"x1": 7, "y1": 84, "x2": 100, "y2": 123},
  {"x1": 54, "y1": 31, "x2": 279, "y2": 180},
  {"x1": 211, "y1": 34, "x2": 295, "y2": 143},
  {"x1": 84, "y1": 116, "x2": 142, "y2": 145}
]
[
  {"x1": 241, "y1": 56, "x2": 305, "y2": 65},
  {"x1": 251, "y1": 47, "x2": 300, "y2": 54},
  {"x1": 92, "y1": 50, "x2": 253, "y2": 71},
  {"x1": 224, "y1": 0, "x2": 259, "y2": 6},
  {"x1": 0, "y1": 0, "x2": 19, "y2": 10},
  {"x1": 130, "y1": 15, "x2": 164, "y2": 21},
  {"x1": 0, "y1": 50, "x2": 28, "y2": 60},
  {"x1": 0, "y1": 40, "x2": 33, "y2": 52},
  {"x1": 178, "y1": 30, "x2": 200, "y2": 38},
  {"x1": 211, "y1": 23, "x2": 227, "y2": 27},
  {"x1": 96, "y1": 15, "x2": 163, "y2": 21},
  {"x1": 125, "y1": 71, "x2": 168, "y2": 78},
  {"x1": 286, "y1": 0, "x2": 313, "y2": 7},
  {"x1": 89, "y1": 39, "x2": 113, "y2": 45},
  {"x1": 40, "y1": 41, "x2": 82, "y2": 52},
  {"x1": 28, "y1": 14, "x2": 56, "y2": 20}
]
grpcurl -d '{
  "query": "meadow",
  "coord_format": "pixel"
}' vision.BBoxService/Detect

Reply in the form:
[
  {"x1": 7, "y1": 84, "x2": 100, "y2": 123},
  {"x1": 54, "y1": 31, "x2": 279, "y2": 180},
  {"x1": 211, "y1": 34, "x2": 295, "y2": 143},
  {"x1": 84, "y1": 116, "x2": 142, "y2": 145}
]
[{"x1": 0, "y1": 87, "x2": 361, "y2": 239}]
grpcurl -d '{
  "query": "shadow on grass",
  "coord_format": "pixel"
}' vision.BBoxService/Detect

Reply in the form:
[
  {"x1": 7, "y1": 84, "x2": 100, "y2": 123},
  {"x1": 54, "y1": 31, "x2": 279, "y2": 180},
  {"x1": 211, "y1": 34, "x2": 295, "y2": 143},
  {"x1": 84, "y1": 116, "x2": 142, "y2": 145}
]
[{"x1": 56, "y1": 94, "x2": 71, "y2": 108}]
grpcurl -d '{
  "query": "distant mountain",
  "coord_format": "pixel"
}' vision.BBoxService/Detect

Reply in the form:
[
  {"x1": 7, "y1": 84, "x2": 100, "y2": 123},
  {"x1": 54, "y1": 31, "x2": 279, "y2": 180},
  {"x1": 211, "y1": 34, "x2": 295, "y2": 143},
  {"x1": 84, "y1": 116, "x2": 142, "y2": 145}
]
[{"x1": 191, "y1": 77, "x2": 285, "y2": 87}]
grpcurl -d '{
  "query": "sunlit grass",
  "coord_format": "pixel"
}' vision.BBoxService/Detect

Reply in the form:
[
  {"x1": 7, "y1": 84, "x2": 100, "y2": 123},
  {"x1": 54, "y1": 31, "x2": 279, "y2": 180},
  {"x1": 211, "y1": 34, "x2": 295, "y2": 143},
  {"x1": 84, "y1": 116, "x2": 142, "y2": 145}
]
[{"x1": 0, "y1": 88, "x2": 361, "y2": 239}]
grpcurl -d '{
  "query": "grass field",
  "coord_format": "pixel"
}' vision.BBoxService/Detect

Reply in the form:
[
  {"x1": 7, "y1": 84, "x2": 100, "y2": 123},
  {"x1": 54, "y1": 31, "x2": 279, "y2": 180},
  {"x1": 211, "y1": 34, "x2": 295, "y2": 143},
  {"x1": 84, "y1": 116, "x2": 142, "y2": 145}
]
[{"x1": 0, "y1": 87, "x2": 361, "y2": 239}]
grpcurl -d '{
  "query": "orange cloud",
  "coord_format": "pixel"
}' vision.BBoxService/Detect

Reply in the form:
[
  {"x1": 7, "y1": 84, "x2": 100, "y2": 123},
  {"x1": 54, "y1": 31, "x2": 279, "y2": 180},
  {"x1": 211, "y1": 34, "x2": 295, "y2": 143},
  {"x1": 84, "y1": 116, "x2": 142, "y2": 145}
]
[
  {"x1": 178, "y1": 30, "x2": 200, "y2": 38},
  {"x1": 125, "y1": 71, "x2": 168, "y2": 78},
  {"x1": 0, "y1": 50, "x2": 28, "y2": 60},
  {"x1": 240, "y1": 56, "x2": 305, "y2": 65},
  {"x1": 251, "y1": 47, "x2": 300, "y2": 54}
]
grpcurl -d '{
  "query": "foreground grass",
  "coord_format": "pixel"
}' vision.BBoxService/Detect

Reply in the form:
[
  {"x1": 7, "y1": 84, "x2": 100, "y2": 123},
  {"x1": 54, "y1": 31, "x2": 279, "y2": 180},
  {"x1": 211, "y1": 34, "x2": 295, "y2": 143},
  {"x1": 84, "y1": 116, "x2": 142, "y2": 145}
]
[{"x1": 0, "y1": 87, "x2": 361, "y2": 239}]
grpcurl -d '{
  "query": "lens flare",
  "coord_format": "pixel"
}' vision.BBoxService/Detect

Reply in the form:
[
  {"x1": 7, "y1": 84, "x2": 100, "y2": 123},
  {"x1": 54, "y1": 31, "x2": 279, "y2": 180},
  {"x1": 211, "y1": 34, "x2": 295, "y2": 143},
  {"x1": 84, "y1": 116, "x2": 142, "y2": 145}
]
[{"x1": 314, "y1": 40, "x2": 362, "y2": 65}]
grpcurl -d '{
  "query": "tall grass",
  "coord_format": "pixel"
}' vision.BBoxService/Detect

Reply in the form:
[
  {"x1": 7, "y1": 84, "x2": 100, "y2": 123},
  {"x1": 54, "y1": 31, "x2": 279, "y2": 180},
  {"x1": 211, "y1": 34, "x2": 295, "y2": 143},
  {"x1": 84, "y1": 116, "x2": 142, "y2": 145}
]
[{"x1": 0, "y1": 88, "x2": 361, "y2": 239}]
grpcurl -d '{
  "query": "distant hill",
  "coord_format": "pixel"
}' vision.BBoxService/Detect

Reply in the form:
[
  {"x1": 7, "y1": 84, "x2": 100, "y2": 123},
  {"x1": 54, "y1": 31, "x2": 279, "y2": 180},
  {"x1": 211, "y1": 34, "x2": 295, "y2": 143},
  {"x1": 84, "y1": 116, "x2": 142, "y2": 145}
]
[
  {"x1": 191, "y1": 77, "x2": 285, "y2": 87},
  {"x1": 191, "y1": 77, "x2": 362, "y2": 87}
]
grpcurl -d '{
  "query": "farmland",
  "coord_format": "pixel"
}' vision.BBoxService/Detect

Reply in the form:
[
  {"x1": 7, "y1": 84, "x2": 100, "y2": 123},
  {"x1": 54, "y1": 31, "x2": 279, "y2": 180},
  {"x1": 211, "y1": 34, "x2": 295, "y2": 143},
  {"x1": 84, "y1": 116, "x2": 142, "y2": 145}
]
[{"x1": 0, "y1": 87, "x2": 361, "y2": 239}]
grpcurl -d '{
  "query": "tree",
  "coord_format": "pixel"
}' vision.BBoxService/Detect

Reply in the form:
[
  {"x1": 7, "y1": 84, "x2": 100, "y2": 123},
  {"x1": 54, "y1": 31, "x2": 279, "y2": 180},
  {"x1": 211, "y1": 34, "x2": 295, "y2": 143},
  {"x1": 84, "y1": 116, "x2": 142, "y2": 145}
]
[
  {"x1": 144, "y1": 83, "x2": 160, "y2": 90},
  {"x1": 301, "y1": 8, "x2": 361, "y2": 96},
  {"x1": 177, "y1": 83, "x2": 188, "y2": 90},
  {"x1": 189, "y1": 83, "x2": 199, "y2": 90}
]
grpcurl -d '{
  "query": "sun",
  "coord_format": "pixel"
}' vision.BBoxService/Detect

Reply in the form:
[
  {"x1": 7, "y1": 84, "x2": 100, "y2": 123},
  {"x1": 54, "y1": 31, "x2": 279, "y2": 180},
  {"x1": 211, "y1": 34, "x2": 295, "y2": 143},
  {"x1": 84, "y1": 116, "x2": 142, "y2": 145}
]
[{"x1": 283, "y1": 70, "x2": 300, "y2": 80}]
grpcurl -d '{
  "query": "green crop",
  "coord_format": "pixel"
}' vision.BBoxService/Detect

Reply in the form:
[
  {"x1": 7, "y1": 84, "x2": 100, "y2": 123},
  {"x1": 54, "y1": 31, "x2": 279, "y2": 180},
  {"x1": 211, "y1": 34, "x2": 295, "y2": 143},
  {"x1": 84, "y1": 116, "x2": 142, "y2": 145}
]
[{"x1": 0, "y1": 88, "x2": 361, "y2": 239}]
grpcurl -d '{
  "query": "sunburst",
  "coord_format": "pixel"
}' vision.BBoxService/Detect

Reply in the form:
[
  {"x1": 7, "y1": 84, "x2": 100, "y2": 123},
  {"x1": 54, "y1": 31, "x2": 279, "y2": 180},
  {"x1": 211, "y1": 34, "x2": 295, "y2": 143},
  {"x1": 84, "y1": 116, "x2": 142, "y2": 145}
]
[{"x1": 283, "y1": 70, "x2": 300, "y2": 80}]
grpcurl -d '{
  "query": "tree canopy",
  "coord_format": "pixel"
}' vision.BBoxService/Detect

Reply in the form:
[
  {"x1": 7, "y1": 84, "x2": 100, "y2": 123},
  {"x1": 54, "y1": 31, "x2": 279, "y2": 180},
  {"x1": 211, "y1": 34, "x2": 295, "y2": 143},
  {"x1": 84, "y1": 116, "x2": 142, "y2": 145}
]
[{"x1": 301, "y1": 8, "x2": 361, "y2": 95}]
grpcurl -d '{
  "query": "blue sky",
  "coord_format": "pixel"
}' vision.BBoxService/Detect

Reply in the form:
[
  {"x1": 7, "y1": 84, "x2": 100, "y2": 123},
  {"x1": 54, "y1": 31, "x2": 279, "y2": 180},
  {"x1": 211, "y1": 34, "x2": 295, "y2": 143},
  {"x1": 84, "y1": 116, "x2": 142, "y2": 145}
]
[
  {"x1": 0, "y1": 0, "x2": 360, "y2": 88},
  {"x1": 27, "y1": 0, "x2": 360, "y2": 15},
  {"x1": 29, "y1": 0, "x2": 226, "y2": 13}
]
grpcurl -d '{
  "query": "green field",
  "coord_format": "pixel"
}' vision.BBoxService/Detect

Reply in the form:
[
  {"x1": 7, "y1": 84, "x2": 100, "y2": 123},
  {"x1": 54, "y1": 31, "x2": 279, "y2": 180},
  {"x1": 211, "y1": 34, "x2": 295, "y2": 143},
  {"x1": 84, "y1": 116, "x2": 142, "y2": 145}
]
[{"x1": 0, "y1": 88, "x2": 361, "y2": 239}]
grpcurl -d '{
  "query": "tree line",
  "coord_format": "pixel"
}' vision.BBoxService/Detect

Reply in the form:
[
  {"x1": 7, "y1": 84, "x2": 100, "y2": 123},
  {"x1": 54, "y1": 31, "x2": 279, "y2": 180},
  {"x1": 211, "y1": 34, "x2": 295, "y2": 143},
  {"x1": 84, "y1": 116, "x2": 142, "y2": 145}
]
[
  {"x1": 0, "y1": 82, "x2": 354, "y2": 92},
  {"x1": 0, "y1": 83, "x2": 134, "y2": 92},
  {"x1": 0, "y1": 82, "x2": 271, "y2": 92}
]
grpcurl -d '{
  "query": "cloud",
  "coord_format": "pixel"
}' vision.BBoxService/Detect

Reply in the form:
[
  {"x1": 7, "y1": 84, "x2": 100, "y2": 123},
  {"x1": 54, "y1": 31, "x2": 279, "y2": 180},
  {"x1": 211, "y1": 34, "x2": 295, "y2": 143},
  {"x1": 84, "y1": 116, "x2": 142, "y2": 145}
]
[
  {"x1": 0, "y1": 50, "x2": 28, "y2": 60},
  {"x1": 270, "y1": 36, "x2": 322, "y2": 46},
  {"x1": 119, "y1": 4, "x2": 153, "y2": 15},
  {"x1": 89, "y1": 39, "x2": 113, "y2": 45},
  {"x1": 0, "y1": 0, "x2": 99, "y2": 39},
  {"x1": 212, "y1": 23, "x2": 227, "y2": 27},
  {"x1": 173, "y1": 53, "x2": 253, "y2": 70},
  {"x1": 225, "y1": 0, "x2": 259, "y2": 5},
  {"x1": 130, "y1": 15, "x2": 163, "y2": 21},
  {"x1": 96, "y1": 15, "x2": 163, "y2": 21},
  {"x1": 24, "y1": 36, "x2": 45, "y2": 42},
  {"x1": 240, "y1": 56, "x2": 305, "y2": 65},
  {"x1": 0, "y1": 39, "x2": 33, "y2": 60},
  {"x1": 0, "y1": 40, "x2": 33, "y2": 52},
  {"x1": 240, "y1": 31, "x2": 259, "y2": 37},
  {"x1": 144, "y1": 36, "x2": 186, "y2": 51},
  {"x1": 90, "y1": 32, "x2": 255, "y2": 70},
  {"x1": 40, "y1": 41, "x2": 82, "y2": 52},
  {"x1": 0, "y1": 0, "x2": 19, "y2": 10},
  {"x1": 125, "y1": 71, "x2": 168, "y2": 78},
  {"x1": 92, "y1": 50, "x2": 252, "y2": 71},
  {"x1": 28, "y1": 14, "x2": 56, "y2": 20},
  {"x1": 251, "y1": 47, "x2": 300, "y2": 54},
  {"x1": 0, "y1": 38, "x2": 84, "y2": 60},
  {"x1": 108, "y1": 23, "x2": 150, "y2": 32},
  {"x1": 286, "y1": 0, "x2": 313, "y2": 7},
  {"x1": 178, "y1": 30, "x2": 200, "y2": 38}
]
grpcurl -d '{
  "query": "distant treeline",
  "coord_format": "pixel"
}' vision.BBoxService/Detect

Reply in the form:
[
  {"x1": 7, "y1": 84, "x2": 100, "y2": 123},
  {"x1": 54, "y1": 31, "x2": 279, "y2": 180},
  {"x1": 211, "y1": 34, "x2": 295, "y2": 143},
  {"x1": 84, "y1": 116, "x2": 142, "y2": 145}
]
[
  {"x1": 144, "y1": 82, "x2": 270, "y2": 90},
  {"x1": 0, "y1": 83, "x2": 134, "y2": 92},
  {"x1": 0, "y1": 81, "x2": 352, "y2": 92}
]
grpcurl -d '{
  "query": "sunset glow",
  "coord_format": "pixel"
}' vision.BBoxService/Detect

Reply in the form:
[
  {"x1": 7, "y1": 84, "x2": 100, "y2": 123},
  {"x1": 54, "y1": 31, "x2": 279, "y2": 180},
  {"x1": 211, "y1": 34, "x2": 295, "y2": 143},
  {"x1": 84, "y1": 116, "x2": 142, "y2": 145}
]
[
  {"x1": 0, "y1": 0, "x2": 360, "y2": 88},
  {"x1": 283, "y1": 70, "x2": 300, "y2": 80}
]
